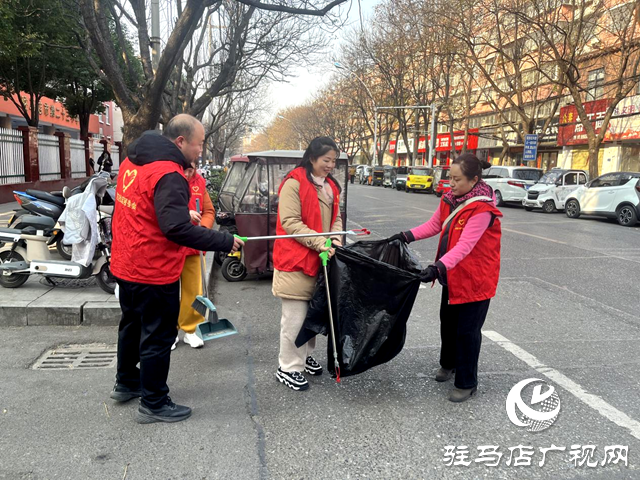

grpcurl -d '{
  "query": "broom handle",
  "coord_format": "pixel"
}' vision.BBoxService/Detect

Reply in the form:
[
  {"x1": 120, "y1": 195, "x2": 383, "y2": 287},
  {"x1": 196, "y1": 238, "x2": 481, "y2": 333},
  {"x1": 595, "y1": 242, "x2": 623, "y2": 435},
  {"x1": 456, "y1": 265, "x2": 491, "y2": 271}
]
[{"x1": 196, "y1": 198, "x2": 207, "y2": 294}]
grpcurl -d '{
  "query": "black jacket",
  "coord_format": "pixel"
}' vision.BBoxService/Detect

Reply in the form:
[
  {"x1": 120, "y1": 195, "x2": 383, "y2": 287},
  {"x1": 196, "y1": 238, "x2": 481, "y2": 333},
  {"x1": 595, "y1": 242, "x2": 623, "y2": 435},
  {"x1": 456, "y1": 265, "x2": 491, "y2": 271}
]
[{"x1": 127, "y1": 131, "x2": 234, "y2": 253}]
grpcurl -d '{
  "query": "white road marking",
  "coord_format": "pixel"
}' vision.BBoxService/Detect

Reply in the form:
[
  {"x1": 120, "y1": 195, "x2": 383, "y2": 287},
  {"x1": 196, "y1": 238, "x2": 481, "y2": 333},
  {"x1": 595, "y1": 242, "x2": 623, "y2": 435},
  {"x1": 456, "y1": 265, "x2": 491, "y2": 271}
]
[
  {"x1": 484, "y1": 330, "x2": 640, "y2": 441},
  {"x1": 501, "y1": 227, "x2": 569, "y2": 245},
  {"x1": 410, "y1": 206, "x2": 435, "y2": 213},
  {"x1": 363, "y1": 195, "x2": 379, "y2": 200},
  {"x1": 502, "y1": 255, "x2": 612, "y2": 261}
]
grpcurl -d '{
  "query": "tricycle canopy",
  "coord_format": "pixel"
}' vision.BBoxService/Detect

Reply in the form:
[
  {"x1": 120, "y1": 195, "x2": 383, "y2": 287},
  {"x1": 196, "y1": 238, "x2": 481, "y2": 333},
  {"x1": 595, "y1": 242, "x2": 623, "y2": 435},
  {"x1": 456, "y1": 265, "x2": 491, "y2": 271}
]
[{"x1": 219, "y1": 150, "x2": 349, "y2": 277}]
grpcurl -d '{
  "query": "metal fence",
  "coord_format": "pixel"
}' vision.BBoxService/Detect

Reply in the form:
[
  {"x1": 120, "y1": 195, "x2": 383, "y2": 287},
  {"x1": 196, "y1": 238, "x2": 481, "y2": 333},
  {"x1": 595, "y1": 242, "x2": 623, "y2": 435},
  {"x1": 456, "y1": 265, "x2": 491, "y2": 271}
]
[
  {"x1": 70, "y1": 138, "x2": 86, "y2": 179},
  {"x1": 38, "y1": 133, "x2": 61, "y2": 181},
  {"x1": 0, "y1": 127, "x2": 25, "y2": 185}
]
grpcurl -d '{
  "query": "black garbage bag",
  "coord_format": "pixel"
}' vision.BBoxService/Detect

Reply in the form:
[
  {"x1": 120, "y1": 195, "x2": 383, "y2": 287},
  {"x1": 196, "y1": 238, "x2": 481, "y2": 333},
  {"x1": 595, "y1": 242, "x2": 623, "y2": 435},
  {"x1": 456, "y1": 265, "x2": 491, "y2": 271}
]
[{"x1": 296, "y1": 239, "x2": 423, "y2": 378}]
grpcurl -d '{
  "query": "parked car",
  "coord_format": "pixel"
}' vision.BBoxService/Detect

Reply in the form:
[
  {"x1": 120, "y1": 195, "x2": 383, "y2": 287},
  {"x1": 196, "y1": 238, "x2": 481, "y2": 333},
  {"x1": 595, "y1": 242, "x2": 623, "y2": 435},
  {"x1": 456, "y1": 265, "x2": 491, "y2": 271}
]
[
  {"x1": 383, "y1": 166, "x2": 397, "y2": 188},
  {"x1": 406, "y1": 166, "x2": 434, "y2": 193},
  {"x1": 394, "y1": 166, "x2": 409, "y2": 190},
  {"x1": 565, "y1": 171, "x2": 640, "y2": 227},
  {"x1": 433, "y1": 166, "x2": 451, "y2": 197},
  {"x1": 484, "y1": 166, "x2": 543, "y2": 206},
  {"x1": 359, "y1": 165, "x2": 373, "y2": 185},
  {"x1": 372, "y1": 166, "x2": 385, "y2": 186},
  {"x1": 522, "y1": 169, "x2": 588, "y2": 213}
]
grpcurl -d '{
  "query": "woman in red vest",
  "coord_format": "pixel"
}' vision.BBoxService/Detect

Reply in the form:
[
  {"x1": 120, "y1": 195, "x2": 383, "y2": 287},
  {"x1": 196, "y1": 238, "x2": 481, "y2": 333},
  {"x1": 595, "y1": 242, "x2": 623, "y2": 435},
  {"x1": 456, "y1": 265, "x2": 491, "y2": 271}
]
[
  {"x1": 389, "y1": 153, "x2": 501, "y2": 403},
  {"x1": 272, "y1": 137, "x2": 343, "y2": 391},
  {"x1": 172, "y1": 161, "x2": 215, "y2": 350}
]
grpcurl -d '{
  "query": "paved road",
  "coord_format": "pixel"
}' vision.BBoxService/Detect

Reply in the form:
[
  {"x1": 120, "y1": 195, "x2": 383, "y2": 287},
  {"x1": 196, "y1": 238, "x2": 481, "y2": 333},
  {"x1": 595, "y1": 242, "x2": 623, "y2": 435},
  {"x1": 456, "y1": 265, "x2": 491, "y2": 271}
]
[{"x1": 1, "y1": 185, "x2": 639, "y2": 479}]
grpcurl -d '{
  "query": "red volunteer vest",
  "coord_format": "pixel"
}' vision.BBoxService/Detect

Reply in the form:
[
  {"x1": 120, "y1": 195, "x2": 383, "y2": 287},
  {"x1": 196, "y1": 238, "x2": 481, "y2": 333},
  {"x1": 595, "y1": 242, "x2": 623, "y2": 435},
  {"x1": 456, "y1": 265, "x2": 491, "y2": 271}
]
[
  {"x1": 273, "y1": 167, "x2": 340, "y2": 277},
  {"x1": 436, "y1": 199, "x2": 503, "y2": 305},
  {"x1": 111, "y1": 158, "x2": 187, "y2": 284},
  {"x1": 184, "y1": 173, "x2": 207, "y2": 257}
]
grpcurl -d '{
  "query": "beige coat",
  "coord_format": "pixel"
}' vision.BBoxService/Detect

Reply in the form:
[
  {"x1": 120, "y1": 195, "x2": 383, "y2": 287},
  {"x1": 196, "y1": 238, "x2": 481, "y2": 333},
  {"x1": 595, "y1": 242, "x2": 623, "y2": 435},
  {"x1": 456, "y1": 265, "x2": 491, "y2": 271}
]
[{"x1": 272, "y1": 177, "x2": 343, "y2": 301}]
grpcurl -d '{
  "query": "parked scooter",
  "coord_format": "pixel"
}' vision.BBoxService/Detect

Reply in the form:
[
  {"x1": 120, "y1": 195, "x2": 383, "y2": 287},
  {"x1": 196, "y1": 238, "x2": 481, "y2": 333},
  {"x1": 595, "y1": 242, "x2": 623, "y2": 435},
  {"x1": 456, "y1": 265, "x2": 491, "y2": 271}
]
[
  {"x1": 0, "y1": 177, "x2": 116, "y2": 294},
  {"x1": 8, "y1": 173, "x2": 116, "y2": 260}
]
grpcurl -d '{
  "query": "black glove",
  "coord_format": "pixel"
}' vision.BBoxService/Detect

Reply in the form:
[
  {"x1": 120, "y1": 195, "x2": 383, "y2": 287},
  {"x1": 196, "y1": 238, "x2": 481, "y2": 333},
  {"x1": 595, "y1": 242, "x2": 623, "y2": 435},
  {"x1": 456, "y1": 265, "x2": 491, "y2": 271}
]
[
  {"x1": 388, "y1": 231, "x2": 415, "y2": 244},
  {"x1": 419, "y1": 265, "x2": 439, "y2": 283}
]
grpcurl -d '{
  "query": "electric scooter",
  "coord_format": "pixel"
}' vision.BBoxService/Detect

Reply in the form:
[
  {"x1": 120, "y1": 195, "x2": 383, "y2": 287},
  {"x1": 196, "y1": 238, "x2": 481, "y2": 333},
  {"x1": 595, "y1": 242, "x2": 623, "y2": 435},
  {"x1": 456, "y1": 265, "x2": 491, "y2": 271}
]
[
  {"x1": 0, "y1": 191, "x2": 116, "y2": 294},
  {"x1": 7, "y1": 170, "x2": 117, "y2": 259}
]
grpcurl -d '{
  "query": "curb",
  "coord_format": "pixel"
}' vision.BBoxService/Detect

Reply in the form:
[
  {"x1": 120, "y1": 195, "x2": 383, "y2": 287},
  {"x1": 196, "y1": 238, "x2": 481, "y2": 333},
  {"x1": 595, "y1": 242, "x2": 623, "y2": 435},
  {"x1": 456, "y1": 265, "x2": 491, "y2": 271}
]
[{"x1": 0, "y1": 252, "x2": 217, "y2": 327}]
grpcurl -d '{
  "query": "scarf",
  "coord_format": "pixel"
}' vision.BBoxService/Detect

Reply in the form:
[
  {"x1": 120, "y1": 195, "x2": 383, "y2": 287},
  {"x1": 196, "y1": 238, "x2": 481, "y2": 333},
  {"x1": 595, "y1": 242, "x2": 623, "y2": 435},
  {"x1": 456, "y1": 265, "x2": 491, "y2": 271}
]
[
  {"x1": 311, "y1": 173, "x2": 334, "y2": 202},
  {"x1": 444, "y1": 179, "x2": 494, "y2": 209}
]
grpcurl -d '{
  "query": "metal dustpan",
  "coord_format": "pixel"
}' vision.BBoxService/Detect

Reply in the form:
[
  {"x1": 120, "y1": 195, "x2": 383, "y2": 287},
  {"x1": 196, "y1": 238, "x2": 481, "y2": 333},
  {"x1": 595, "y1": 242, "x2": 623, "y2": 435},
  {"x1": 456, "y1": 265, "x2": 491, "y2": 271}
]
[{"x1": 194, "y1": 302, "x2": 238, "y2": 341}]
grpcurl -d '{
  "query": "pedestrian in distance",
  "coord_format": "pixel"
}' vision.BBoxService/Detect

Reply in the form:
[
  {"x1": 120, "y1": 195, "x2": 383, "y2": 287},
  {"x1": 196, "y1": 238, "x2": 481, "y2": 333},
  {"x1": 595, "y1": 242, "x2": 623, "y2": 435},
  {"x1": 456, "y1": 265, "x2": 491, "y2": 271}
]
[
  {"x1": 272, "y1": 137, "x2": 344, "y2": 391},
  {"x1": 109, "y1": 114, "x2": 244, "y2": 423},
  {"x1": 172, "y1": 160, "x2": 216, "y2": 350},
  {"x1": 388, "y1": 153, "x2": 502, "y2": 403}
]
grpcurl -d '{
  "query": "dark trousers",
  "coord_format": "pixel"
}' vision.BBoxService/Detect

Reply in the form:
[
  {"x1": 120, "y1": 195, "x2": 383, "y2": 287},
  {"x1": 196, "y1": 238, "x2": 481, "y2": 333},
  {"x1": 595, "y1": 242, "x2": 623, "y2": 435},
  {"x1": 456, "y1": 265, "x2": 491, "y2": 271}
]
[
  {"x1": 439, "y1": 287, "x2": 491, "y2": 389},
  {"x1": 116, "y1": 278, "x2": 180, "y2": 409}
]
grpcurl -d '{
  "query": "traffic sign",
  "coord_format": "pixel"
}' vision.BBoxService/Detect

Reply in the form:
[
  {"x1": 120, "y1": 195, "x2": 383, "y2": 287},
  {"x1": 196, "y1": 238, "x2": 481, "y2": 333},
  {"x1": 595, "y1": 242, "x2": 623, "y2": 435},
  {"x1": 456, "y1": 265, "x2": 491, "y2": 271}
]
[{"x1": 523, "y1": 134, "x2": 538, "y2": 163}]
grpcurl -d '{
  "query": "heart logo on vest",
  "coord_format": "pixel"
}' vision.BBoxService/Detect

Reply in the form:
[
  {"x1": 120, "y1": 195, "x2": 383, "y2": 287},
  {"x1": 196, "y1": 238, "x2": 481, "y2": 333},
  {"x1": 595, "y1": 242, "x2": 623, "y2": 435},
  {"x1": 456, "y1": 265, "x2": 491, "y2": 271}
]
[
  {"x1": 123, "y1": 169, "x2": 137, "y2": 192},
  {"x1": 458, "y1": 218, "x2": 466, "y2": 226},
  {"x1": 192, "y1": 185, "x2": 200, "y2": 193}
]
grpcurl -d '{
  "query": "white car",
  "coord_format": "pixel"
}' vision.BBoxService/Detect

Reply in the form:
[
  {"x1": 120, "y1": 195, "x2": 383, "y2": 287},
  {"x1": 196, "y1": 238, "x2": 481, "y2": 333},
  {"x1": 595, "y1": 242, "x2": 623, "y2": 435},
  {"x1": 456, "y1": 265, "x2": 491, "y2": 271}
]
[
  {"x1": 484, "y1": 166, "x2": 543, "y2": 206},
  {"x1": 565, "y1": 172, "x2": 640, "y2": 227},
  {"x1": 522, "y1": 169, "x2": 588, "y2": 213}
]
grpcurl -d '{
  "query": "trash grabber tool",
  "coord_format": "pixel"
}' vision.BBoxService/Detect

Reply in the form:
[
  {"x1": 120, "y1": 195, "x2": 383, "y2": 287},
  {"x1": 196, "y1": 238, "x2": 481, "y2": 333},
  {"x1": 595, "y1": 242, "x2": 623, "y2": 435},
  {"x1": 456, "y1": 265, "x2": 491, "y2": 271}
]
[
  {"x1": 319, "y1": 238, "x2": 340, "y2": 383},
  {"x1": 234, "y1": 228, "x2": 370, "y2": 242}
]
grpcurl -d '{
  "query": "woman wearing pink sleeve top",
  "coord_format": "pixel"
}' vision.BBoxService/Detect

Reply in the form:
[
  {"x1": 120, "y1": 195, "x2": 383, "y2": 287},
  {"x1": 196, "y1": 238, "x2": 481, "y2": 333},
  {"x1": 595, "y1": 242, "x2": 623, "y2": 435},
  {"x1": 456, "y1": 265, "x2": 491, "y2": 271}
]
[{"x1": 388, "y1": 154, "x2": 502, "y2": 403}]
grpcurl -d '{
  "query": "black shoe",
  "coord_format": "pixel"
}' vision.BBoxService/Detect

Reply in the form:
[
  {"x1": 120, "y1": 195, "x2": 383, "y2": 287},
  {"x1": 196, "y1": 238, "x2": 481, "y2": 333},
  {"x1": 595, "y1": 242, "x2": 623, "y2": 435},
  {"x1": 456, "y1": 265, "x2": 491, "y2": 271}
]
[
  {"x1": 276, "y1": 367, "x2": 309, "y2": 391},
  {"x1": 304, "y1": 356, "x2": 323, "y2": 376},
  {"x1": 435, "y1": 368, "x2": 455, "y2": 382},
  {"x1": 449, "y1": 387, "x2": 477, "y2": 403},
  {"x1": 135, "y1": 397, "x2": 192, "y2": 424},
  {"x1": 109, "y1": 382, "x2": 141, "y2": 402}
]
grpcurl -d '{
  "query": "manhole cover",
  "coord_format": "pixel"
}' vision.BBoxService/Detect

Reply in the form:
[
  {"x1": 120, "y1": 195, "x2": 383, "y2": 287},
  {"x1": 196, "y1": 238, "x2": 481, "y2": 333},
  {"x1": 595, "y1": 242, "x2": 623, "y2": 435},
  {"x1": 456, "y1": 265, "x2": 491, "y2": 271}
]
[{"x1": 32, "y1": 344, "x2": 117, "y2": 370}]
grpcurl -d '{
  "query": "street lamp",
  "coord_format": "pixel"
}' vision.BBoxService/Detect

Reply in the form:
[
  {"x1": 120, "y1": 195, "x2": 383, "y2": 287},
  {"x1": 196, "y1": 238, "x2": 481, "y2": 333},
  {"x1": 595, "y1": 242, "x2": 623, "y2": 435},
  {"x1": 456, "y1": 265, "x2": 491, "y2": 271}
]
[
  {"x1": 334, "y1": 62, "x2": 439, "y2": 167},
  {"x1": 277, "y1": 115, "x2": 303, "y2": 150},
  {"x1": 333, "y1": 62, "x2": 379, "y2": 165}
]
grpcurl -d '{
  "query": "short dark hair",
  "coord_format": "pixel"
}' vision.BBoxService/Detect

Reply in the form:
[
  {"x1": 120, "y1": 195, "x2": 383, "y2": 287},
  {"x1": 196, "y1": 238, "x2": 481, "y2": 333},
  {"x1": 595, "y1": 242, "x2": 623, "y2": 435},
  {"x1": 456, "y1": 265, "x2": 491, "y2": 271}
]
[
  {"x1": 299, "y1": 136, "x2": 342, "y2": 193},
  {"x1": 163, "y1": 114, "x2": 200, "y2": 141},
  {"x1": 452, "y1": 153, "x2": 492, "y2": 181}
]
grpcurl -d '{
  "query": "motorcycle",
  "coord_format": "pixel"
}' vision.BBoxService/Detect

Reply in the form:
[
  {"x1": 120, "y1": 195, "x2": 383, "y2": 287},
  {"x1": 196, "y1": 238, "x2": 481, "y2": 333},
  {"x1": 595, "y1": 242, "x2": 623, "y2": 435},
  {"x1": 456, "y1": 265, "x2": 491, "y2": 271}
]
[
  {"x1": 8, "y1": 173, "x2": 116, "y2": 260},
  {"x1": 0, "y1": 176, "x2": 116, "y2": 294}
]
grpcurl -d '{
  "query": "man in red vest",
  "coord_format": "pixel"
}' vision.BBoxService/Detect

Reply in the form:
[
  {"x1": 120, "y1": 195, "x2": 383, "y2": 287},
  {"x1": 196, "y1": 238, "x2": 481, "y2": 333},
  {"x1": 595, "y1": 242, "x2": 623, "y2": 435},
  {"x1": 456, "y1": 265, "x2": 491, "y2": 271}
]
[{"x1": 109, "y1": 114, "x2": 243, "y2": 424}]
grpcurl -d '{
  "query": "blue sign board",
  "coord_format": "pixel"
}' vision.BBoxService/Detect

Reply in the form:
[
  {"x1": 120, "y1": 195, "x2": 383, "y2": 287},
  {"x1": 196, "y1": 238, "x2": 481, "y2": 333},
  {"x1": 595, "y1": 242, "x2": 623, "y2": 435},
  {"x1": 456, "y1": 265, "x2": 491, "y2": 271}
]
[{"x1": 523, "y1": 134, "x2": 538, "y2": 162}]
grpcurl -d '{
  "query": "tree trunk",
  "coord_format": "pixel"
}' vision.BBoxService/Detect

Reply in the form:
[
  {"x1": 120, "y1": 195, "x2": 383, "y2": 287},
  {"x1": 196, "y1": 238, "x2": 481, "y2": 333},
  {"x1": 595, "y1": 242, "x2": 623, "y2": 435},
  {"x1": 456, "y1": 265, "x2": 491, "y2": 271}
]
[
  {"x1": 448, "y1": 117, "x2": 455, "y2": 162},
  {"x1": 588, "y1": 144, "x2": 600, "y2": 179}
]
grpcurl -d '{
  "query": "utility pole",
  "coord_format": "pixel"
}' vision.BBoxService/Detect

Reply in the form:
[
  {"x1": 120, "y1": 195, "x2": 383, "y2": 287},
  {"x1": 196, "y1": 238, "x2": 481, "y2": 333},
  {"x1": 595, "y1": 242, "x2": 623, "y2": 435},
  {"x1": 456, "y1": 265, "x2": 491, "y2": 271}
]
[
  {"x1": 151, "y1": 0, "x2": 161, "y2": 72},
  {"x1": 428, "y1": 104, "x2": 437, "y2": 168}
]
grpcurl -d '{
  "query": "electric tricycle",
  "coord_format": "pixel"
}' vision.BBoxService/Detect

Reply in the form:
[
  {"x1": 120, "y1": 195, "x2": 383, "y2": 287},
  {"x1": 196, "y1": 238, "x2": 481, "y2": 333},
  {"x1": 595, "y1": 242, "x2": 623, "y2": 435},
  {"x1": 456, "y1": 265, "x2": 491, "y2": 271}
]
[{"x1": 218, "y1": 150, "x2": 349, "y2": 282}]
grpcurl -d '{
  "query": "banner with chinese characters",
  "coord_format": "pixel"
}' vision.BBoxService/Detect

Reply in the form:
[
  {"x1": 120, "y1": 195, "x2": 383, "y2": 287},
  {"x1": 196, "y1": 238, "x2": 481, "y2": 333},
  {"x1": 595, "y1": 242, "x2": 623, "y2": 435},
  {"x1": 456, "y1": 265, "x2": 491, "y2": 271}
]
[
  {"x1": 558, "y1": 99, "x2": 612, "y2": 146},
  {"x1": 0, "y1": 94, "x2": 81, "y2": 129}
]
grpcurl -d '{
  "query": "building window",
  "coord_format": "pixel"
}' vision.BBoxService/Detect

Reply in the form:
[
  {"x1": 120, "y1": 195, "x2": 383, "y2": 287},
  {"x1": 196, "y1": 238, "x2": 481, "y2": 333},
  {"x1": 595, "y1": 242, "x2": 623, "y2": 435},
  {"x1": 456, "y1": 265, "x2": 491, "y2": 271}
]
[
  {"x1": 587, "y1": 68, "x2": 605, "y2": 100},
  {"x1": 105, "y1": 105, "x2": 110, "y2": 125},
  {"x1": 98, "y1": 112, "x2": 103, "y2": 123}
]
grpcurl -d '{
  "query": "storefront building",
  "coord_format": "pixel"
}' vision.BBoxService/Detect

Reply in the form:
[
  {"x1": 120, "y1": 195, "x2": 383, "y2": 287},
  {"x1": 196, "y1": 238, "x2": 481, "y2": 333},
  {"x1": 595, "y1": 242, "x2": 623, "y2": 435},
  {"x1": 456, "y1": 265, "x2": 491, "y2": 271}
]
[
  {"x1": 558, "y1": 96, "x2": 640, "y2": 175},
  {"x1": 0, "y1": 93, "x2": 112, "y2": 140}
]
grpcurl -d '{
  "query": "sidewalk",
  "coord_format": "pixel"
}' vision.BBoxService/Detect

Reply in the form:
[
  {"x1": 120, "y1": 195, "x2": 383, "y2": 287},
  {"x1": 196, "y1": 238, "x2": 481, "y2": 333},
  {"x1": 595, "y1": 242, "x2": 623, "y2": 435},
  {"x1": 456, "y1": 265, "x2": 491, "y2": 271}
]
[{"x1": 0, "y1": 251, "x2": 216, "y2": 327}]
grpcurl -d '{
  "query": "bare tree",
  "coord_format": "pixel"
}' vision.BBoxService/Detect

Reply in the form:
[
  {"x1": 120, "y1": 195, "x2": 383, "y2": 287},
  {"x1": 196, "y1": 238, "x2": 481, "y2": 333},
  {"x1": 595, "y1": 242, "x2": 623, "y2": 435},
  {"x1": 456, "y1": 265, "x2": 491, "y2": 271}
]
[
  {"x1": 512, "y1": 0, "x2": 640, "y2": 177},
  {"x1": 76, "y1": 0, "x2": 347, "y2": 149}
]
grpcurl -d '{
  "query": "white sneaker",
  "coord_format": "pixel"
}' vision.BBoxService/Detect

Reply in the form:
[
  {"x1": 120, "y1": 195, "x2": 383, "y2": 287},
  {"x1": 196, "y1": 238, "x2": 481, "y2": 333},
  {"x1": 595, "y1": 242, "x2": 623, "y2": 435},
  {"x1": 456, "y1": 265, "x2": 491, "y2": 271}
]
[
  {"x1": 171, "y1": 335, "x2": 179, "y2": 351},
  {"x1": 183, "y1": 332, "x2": 204, "y2": 348}
]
